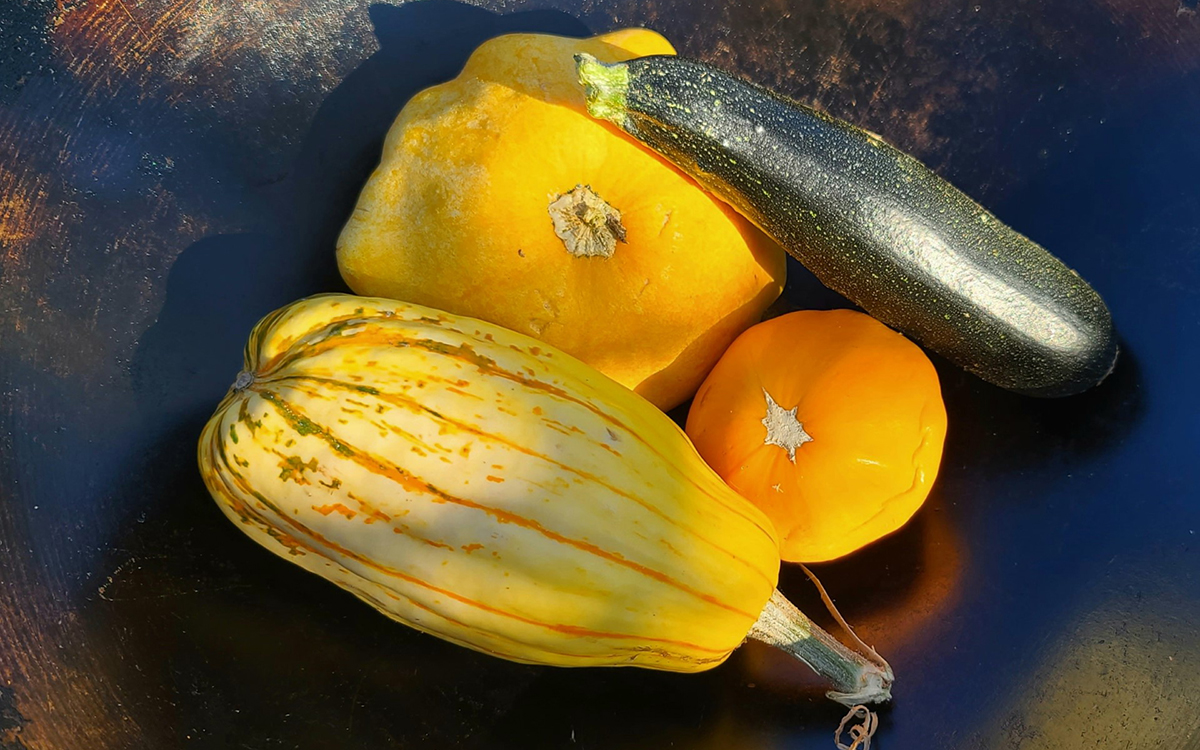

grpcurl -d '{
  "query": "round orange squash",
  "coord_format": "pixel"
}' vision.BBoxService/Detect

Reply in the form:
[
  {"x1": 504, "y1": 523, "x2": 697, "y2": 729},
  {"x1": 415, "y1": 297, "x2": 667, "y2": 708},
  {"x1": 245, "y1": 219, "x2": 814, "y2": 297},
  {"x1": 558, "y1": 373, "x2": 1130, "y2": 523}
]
[
  {"x1": 336, "y1": 29, "x2": 786, "y2": 410},
  {"x1": 685, "y1": 309, "x2": 948, "y2": 562}
]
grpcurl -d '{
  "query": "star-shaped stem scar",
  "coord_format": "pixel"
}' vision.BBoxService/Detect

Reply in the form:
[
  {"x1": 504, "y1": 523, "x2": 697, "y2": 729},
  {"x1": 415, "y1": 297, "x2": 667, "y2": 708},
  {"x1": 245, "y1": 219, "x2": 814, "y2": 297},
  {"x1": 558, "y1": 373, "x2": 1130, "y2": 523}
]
[{"x1": 761, "y1": 388, "x2": 813, "y2": 462}]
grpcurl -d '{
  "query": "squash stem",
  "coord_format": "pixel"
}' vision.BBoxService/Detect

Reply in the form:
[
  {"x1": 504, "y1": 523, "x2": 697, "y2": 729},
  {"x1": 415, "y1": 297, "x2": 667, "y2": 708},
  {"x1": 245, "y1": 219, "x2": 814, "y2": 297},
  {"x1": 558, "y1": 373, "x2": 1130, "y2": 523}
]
[
  {"x1": 749, "y1": 589, "x2": 893, "y2": 706},
  {"x1": 233, "y1": 370, "x2": 255, "y2": 391},
  {"x1": 547, "y1": 184, "x2": 627, "y2": 258},
  {"x1": 575, "y1": 54, "x2": 630, "y2": 127}
]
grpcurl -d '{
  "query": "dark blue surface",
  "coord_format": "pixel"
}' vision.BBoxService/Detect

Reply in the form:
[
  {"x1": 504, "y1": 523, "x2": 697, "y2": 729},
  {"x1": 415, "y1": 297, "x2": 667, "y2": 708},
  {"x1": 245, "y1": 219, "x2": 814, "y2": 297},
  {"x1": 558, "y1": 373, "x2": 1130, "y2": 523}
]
[{"x1": 1, "y1": 1, "x2": 1198, "y2": 747}]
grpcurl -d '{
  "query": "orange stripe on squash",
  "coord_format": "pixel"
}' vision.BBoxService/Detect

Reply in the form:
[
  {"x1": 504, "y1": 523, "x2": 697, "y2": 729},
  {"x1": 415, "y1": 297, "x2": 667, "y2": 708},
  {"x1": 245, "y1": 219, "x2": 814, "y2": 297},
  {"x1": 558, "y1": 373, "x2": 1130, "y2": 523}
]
[{"x1": 198, "y1": 294, "x2": 781, "y2": 672}]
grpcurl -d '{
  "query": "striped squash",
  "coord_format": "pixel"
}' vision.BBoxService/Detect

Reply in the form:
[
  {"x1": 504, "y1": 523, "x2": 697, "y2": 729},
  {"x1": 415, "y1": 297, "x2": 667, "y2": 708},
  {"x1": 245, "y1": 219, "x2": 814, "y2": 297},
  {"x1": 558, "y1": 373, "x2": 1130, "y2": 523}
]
[{"x1": 198, "y1": 294, "x2": 890, "y2": 699}]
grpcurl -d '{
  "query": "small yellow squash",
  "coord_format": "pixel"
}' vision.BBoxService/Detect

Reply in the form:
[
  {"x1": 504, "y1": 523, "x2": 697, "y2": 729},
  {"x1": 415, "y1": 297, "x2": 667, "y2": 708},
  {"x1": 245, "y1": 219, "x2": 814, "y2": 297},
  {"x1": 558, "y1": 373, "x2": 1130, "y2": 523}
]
[
  {"x1": 335, "y1": 30, "x2": 786, "y2": 411},
  {"x1": 198, "y1": 295, "x2": 889, "y2": 702}
]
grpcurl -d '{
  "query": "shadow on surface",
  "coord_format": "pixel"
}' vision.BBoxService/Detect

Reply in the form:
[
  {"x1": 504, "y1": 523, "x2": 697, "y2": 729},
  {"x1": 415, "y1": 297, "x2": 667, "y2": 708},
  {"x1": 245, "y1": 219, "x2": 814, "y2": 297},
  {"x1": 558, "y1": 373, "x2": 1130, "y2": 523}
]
[
  {"x1": 121, "y1": 6, "x2": 872, "y2": 743},
  {"x1": 765, "y1": 274, "x2": 1144, "y2": 483},
  {"x1": 937, "y1": 340, "x2": 1143, "y2": 481},
  {"x1": 115, "y1": 4, "x2": 654, "y2": 748},
  {"x1": 134, "y1": 1, "x2": 593, "y2": 426},
  {"x1": 116, "y1": 1, "x2": 1177, "y2": 746}
]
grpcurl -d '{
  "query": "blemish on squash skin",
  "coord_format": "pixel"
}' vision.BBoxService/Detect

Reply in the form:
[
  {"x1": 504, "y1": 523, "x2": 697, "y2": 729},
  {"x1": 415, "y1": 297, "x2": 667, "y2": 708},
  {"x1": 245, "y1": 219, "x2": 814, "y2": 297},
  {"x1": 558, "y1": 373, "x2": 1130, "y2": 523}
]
[
  {"x1": 312, "y1": 503, "x2": 357, "y2": 520},
  {"x1": 540, "y1": 421, "x2": 572, "y2": 437},
  {"x1": 237, "y1": 400, "x2": 263, "y2": 434},
  {"x1": 278, "y1": 455, "x2": 319, "y2": 485}
]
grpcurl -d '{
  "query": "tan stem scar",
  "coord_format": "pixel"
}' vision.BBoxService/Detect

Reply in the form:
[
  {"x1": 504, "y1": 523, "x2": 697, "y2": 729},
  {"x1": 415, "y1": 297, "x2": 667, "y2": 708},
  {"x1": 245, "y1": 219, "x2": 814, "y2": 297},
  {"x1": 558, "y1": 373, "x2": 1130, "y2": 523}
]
[
  {"x1": 548, "y1": 184, "x2": 627, "y2": 258},
  {"x1": 762, "y1": 388, "x2": 813, "y2": 461}
]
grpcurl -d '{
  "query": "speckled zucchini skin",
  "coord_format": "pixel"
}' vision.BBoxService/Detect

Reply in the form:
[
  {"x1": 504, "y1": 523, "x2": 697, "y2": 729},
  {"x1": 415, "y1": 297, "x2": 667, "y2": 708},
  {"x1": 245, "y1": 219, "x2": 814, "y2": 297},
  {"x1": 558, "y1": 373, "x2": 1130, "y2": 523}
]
[{"x1": 579, "y1": 55, "x2": 1117, "y2": 397}]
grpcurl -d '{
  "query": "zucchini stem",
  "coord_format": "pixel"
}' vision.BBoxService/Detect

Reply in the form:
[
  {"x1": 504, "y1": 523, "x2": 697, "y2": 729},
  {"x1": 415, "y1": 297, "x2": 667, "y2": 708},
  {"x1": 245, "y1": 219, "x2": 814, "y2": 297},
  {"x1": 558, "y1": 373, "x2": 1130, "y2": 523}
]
[
  {"x1": 749, "y1": 589, "x2": 893, "y2": 705},
  {"x1": 575, "y1": 53, "x2": 630, "y2": 126}
]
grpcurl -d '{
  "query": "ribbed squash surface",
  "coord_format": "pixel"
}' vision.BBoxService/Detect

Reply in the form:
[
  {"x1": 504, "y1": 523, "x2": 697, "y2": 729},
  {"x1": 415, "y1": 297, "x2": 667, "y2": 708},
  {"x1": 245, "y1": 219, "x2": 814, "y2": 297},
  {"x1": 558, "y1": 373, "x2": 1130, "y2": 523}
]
[{"x1": 198, "y1": 294, "x2": 779, "y2": 671}]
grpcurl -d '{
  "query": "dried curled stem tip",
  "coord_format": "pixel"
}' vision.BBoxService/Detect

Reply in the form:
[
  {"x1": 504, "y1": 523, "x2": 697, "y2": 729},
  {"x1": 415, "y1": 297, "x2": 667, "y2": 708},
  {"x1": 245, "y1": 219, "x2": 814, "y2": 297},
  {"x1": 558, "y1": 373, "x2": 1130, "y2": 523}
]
[{"x1": 836, "y1": 705, "x2": 879, "y2": 750}]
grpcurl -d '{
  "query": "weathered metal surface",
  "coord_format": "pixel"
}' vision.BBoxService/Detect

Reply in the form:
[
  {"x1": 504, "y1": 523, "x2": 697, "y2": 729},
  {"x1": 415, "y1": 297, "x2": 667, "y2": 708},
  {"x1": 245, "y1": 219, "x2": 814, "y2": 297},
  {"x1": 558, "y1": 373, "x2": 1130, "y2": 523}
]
[{"x1": 1, "y1": 1, "x2": 1198, "y2": 747}]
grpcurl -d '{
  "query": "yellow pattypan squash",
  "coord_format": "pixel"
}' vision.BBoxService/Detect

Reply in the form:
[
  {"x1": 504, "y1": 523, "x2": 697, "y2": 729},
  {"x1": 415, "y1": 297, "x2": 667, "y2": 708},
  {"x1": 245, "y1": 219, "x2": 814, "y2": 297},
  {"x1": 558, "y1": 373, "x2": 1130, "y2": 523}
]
[{"x1": 336, "y1": 29, "x2": 786, "y2": 410}]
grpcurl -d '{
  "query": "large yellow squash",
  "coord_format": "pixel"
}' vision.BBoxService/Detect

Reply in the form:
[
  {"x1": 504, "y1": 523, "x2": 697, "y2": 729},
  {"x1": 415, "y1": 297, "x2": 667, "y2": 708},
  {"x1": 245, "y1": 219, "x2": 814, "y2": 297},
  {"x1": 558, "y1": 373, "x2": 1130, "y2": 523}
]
[
  {"x1": 196, "y1": 295, "x2": 891, "y2": 703},
  {"x1": 335, "y1": 30, "x2": 786, "y2": 411}
]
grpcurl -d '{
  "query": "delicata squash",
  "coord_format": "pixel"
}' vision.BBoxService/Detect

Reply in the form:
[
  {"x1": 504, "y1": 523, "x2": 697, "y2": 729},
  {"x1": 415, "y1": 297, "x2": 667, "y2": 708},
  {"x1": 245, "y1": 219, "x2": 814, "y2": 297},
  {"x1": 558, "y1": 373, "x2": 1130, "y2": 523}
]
[{"x1": 198, "y1": 294, "x2": 890, "y2": 704}]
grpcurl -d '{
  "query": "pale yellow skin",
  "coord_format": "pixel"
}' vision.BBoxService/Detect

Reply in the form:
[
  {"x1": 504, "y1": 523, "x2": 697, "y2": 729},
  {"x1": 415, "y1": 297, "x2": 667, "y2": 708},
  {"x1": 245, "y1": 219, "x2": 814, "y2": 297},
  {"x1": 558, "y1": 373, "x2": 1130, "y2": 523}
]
[
  {"x1": 198, "y1": 294, "x2": 780, "y2": 671},
  {"x1": 336, "y1": 30, "x2": 786, "y2": 411}
]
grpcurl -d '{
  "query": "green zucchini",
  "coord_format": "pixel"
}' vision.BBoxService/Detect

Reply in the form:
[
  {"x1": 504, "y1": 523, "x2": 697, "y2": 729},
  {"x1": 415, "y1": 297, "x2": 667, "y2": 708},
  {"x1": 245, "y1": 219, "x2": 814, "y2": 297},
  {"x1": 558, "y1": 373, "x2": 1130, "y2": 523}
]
[{"x1": 576, "y1": 54, "x2": 1117, "y2": 397}]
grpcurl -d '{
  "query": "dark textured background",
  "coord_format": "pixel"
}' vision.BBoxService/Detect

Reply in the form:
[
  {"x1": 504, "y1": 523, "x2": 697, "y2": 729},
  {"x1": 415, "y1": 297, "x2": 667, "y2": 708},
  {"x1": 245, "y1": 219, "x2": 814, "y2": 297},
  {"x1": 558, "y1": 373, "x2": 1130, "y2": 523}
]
[{"x1": 2, "y1": 1, "x2": 1199, "y2": 747}]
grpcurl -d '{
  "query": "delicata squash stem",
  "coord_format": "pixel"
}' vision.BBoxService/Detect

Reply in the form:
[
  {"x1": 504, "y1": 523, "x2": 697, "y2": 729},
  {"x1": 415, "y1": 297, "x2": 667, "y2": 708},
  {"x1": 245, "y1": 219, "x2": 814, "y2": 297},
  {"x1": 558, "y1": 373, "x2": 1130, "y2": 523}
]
[
  {"x1": 199, "y1": 294, "x2": 890, "y2": 706},
  {"x1": 750, "y1": 590, "x2": 893, "y2": 705}
]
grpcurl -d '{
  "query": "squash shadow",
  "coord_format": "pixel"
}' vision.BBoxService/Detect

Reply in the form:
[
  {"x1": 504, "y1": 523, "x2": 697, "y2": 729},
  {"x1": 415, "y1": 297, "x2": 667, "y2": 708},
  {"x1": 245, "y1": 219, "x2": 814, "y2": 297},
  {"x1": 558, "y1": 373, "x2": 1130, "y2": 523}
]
[
  {"x1": 112, "y1": 4, "x2": 646, "y2": 748},
  {"x1": 752, "y1": 262, "x2": 1144, "y2": 482},
  {"x1": 118, "y1": 1, "x2": 855, "y2": 735},
  {"x1": 132, "y1": 1, "x2": 593, "y2": 431},
  {"x1": 115, "y1": 3, "x2": 1150, "y2": 747}
]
